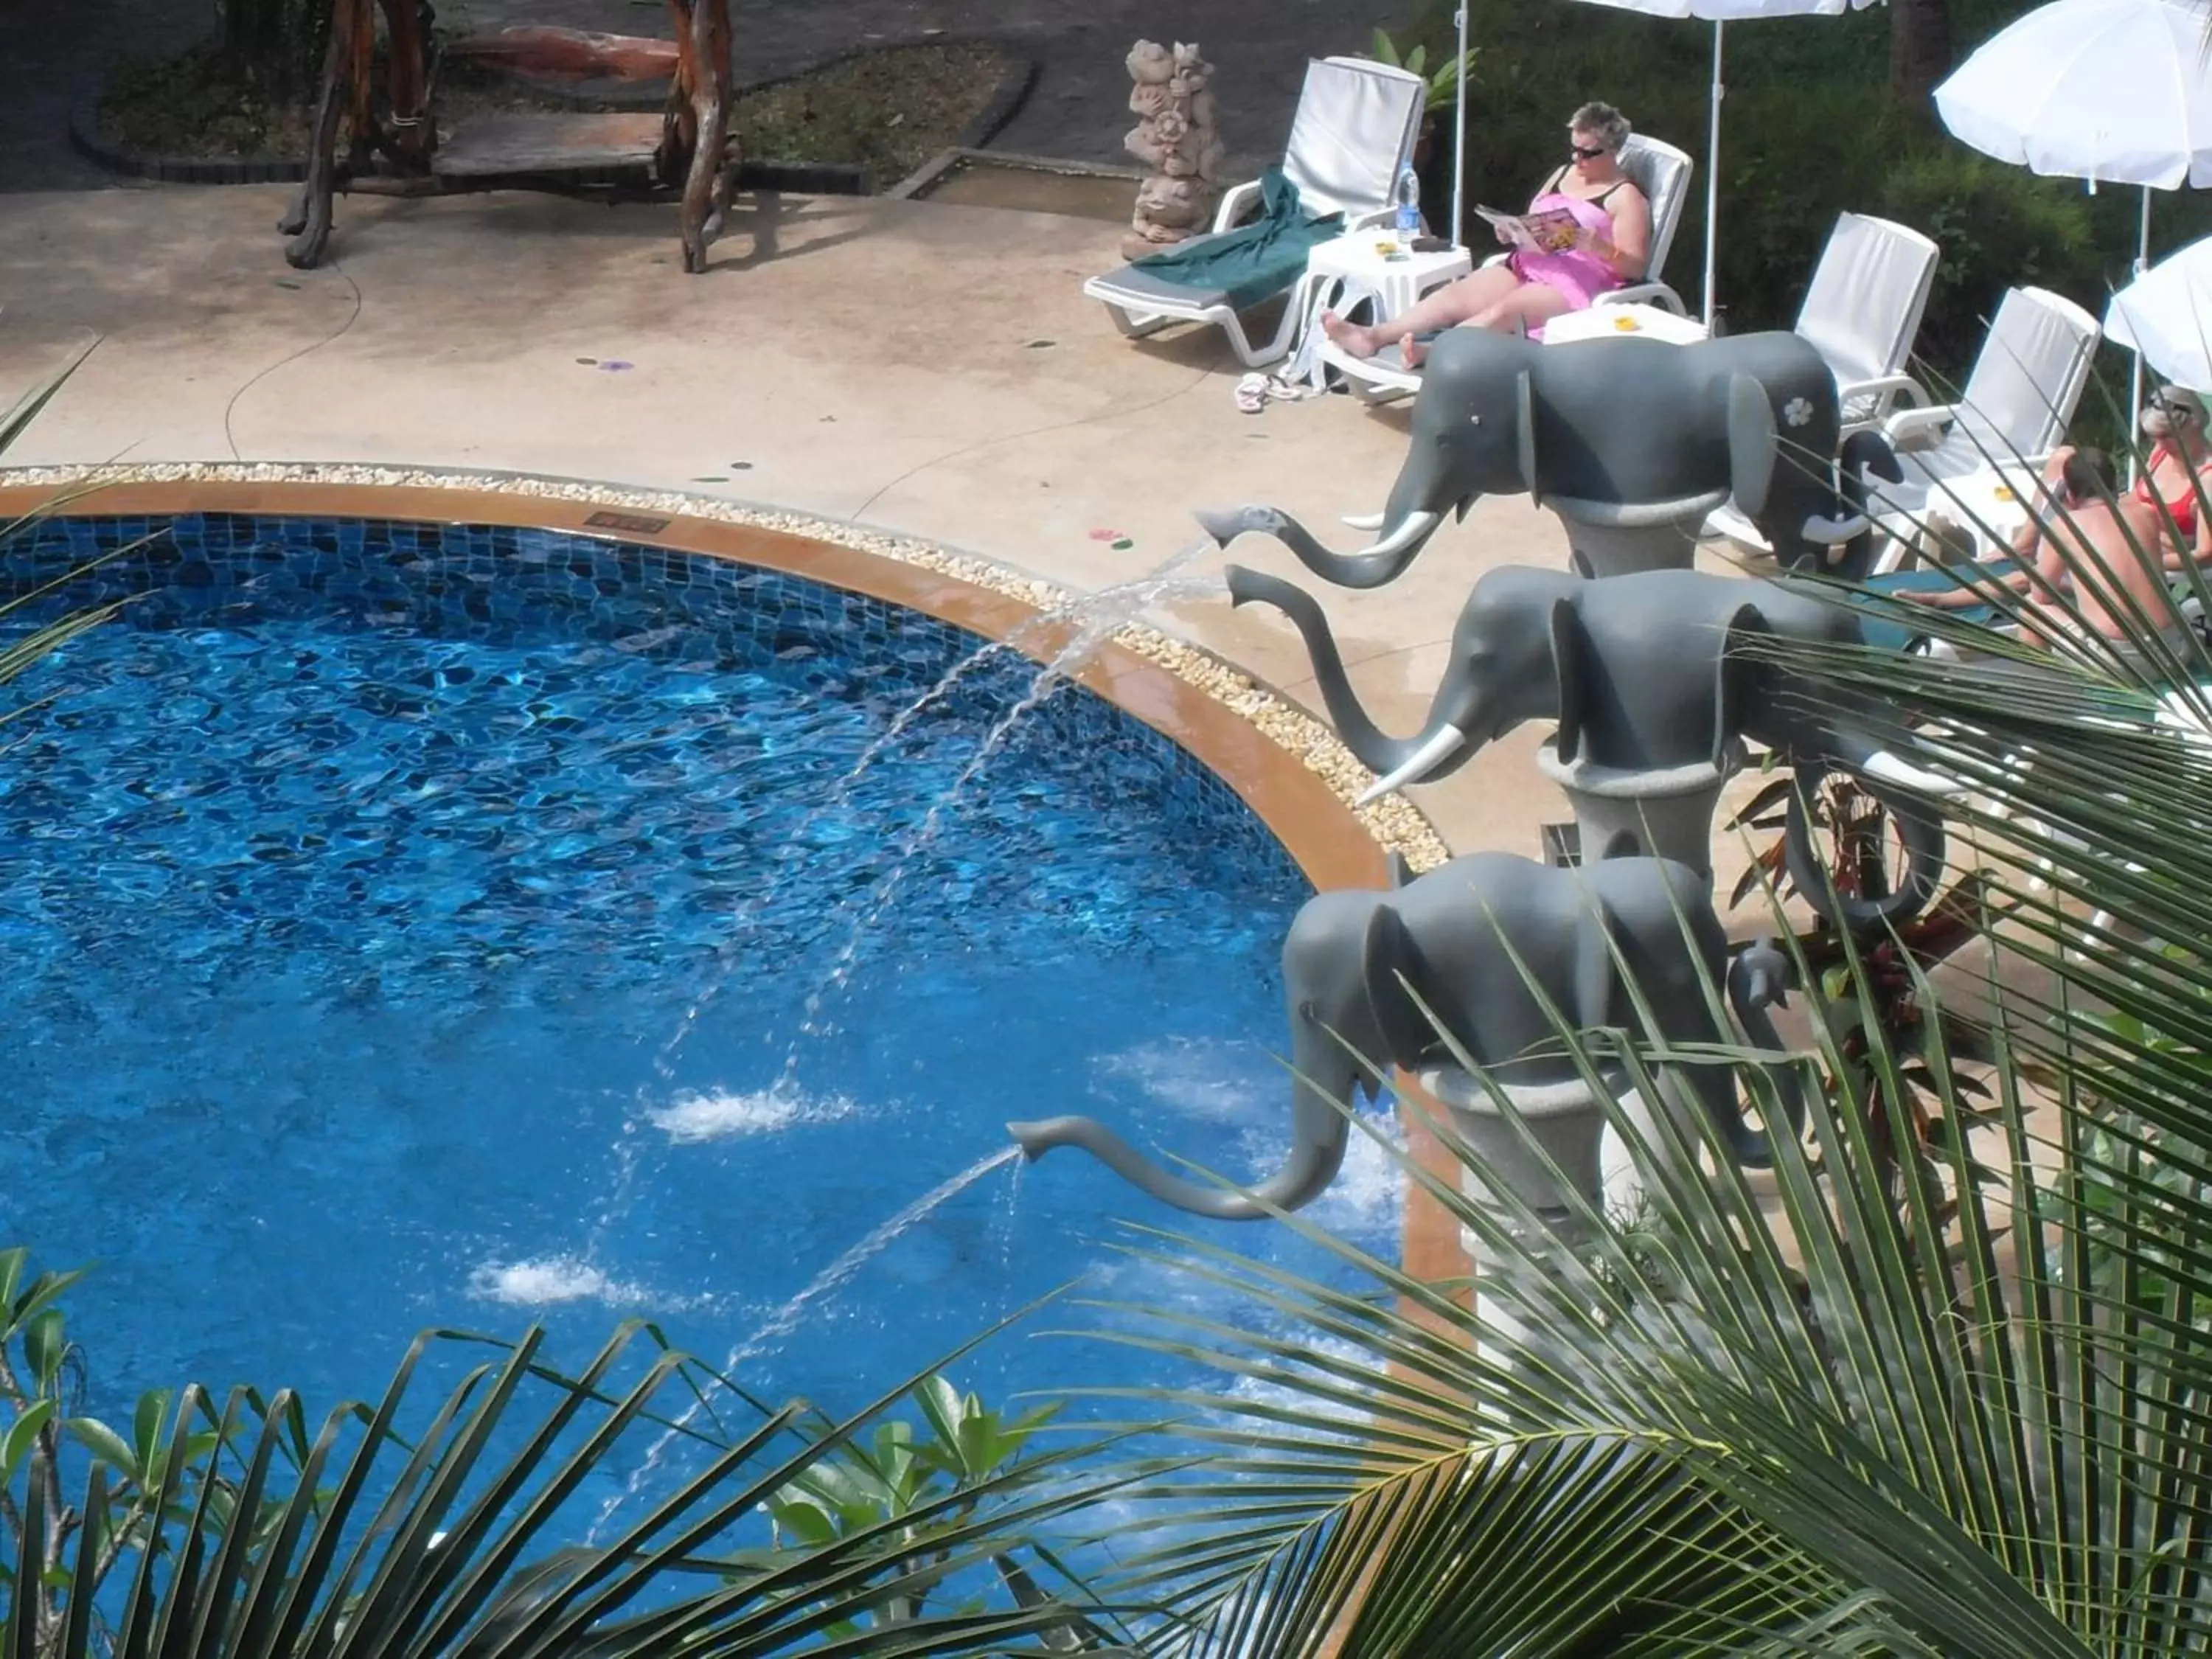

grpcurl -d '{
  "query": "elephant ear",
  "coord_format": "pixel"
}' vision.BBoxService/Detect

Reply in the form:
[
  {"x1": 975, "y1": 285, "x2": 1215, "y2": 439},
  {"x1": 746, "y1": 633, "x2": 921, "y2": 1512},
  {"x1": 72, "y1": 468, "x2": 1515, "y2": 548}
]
[
  {"x1": 1514, "y1": 369, "x2": 1542, "y2": 509},
  {"x1": 1728, "y1": 372, "x2": 1779, "y2": 521},
  {"x1": 1363, "y1": 902, "x2": 1445, "y2": 1065},
  {"x1": 1549, "y1": 596, "x2": 1585, "y2": 765},
  {"x1": 1714, "y1": 602, "x2": 1768, "y2": 771}
]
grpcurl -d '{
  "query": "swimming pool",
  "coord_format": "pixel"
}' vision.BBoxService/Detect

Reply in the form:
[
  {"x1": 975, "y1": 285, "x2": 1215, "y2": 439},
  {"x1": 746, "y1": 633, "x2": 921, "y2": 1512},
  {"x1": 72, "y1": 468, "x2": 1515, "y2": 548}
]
[{"x1": 0, "y1": 507, "x2": 1400, "y2": 1519}]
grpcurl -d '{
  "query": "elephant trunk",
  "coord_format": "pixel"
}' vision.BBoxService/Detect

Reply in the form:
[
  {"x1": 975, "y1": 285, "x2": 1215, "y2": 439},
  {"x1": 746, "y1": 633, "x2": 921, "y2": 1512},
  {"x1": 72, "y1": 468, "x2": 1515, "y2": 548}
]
[
  {"x1": 1007, "y1": 1017, "x2": 1357, "y2": 1220},
  {"x1": 1225, "y1": 565, "x2": 1482, "y2": 796},
  {"x1": 1725, "y1": 939, "x2": 1808, "y2": 1162},
  {"x1": 1196, "y1": 502, "x2": 1442, "y2": 591}
]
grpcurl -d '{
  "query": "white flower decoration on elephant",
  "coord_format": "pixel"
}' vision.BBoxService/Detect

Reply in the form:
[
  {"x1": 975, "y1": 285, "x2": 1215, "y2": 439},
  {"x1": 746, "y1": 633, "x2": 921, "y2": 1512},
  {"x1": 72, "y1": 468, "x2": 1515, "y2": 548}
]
[{"x1": 1783, "y1": 396, "x2": 1815, "y2": 428}]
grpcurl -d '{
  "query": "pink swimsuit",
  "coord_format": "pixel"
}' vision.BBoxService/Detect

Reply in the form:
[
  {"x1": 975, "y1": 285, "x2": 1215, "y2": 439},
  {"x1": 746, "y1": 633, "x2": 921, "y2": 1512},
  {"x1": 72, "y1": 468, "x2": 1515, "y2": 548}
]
[{"x1": 1507, "y1": 173, "x2": 1628, "y2": 339}]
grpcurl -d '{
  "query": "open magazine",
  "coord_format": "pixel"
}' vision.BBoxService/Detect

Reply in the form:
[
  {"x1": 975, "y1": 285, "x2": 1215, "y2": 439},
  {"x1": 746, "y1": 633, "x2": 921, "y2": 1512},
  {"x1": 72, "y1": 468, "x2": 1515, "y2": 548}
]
[{"x1": 1475, "y1": 204, "x2": 1581, "y2": 254}]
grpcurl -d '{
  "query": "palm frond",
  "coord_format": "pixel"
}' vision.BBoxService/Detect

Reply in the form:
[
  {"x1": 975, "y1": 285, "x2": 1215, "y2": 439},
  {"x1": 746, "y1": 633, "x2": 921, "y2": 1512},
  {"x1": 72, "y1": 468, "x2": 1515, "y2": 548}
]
[{"x1": 2, "y1": 1307, "x2": 1146, "y2": 1658}]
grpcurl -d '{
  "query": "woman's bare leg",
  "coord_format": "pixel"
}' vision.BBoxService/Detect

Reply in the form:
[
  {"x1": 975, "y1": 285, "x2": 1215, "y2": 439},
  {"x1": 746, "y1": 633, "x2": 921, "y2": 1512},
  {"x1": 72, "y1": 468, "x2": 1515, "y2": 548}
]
[
  {"x1": 1470, "y1": 281, "x2": 1574, "y2": 335},
  {"x1": 1398, "y1": 282, "x2": 1576, "y2": 365},
  {"x1": 1320, "y1": 264, "x2": 1522, "y2": 358}
]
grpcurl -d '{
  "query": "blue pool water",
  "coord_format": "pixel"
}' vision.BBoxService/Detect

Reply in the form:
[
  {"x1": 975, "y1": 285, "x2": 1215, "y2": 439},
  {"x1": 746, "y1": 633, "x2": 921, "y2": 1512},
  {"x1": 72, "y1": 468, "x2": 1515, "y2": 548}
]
[{"x1": 0, "y1": 513, "x2": 1399, "y2": 1520}]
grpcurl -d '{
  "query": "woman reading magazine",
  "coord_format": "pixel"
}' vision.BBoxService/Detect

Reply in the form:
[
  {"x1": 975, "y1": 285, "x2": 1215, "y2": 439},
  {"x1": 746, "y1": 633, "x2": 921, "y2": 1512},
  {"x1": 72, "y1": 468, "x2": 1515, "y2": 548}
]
[{"x1": 1321, "y1": 102, "x2": 1652, "y2": 361}]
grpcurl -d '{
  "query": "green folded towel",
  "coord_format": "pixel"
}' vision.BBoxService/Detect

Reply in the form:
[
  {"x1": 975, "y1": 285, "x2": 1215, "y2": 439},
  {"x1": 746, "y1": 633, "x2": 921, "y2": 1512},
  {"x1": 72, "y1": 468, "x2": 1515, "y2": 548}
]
[
  {"x1": 1130, "y1": 167, "x2": 1347, "y2": 310},
  {"x1": 1853, "y1": 563, "x2": 2016, "y2": 653}
]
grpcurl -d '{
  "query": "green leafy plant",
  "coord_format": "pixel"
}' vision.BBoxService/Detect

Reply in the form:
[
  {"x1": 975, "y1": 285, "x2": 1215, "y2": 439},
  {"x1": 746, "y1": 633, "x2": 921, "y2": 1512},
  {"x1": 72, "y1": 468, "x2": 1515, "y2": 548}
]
[
  {"x1": 1365, "y1": 27, "x2": 1478, "y2": 114},
  {"x1": 0, "y1": 1260, "x2": 1130, "y2": 1658},
  {"x1": 0, "y1": 1248, "x2": 355, "y2": 1657},
  {"x1": 1874, "y1": 147, "x2": 2105, "y2": 378},
  {"x1": 1724, "y1": 774, "x2": 2007, "y2": 1202},
  {"x1": 750, "y1": 1377, "x2": 1119, "y2": 1646}
]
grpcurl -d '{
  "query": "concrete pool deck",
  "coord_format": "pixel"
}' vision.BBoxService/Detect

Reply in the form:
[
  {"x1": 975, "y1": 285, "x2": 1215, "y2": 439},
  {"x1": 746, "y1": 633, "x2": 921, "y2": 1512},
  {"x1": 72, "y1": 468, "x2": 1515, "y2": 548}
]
[{"x1": 0, "y1": 179, "x2": 1773, "y2": 874}]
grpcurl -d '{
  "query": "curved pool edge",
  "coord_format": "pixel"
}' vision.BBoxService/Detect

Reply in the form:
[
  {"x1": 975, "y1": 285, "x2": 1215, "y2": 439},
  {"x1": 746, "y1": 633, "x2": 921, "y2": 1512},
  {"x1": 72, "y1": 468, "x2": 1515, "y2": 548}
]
[
  {"x1": 0, "y1": 465, "x2": 1450, "y2": 892},
  {"x1": 2, "y1": 465, "x2": 1475, "y2": 1332}
]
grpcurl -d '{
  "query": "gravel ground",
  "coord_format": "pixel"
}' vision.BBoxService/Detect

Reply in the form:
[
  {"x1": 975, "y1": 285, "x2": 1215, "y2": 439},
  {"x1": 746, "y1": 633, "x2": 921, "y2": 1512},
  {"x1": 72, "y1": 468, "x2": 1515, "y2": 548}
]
[
  {"x1": 94, "y1": 39, "x2": 1015, "y2": 189},
  {"x1": 4, "y1": 0, "x2": 1425, "y2": 192}
]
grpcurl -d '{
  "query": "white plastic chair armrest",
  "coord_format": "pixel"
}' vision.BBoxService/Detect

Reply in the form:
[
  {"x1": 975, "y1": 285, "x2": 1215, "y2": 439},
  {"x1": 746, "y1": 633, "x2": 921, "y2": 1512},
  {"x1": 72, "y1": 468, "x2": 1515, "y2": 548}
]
[
  {"x1": 1594, "y1": 281, "x2": 1687, "y2": 314},
  {"x1": 1481, "y1": 250, "x2": 1511, "y2": 268},
  {"x1": 1843, "y1": 372, "x2": 1930, "y2": 410},
  {"x1": 1882, "y1": 403, "x2": 1959, "y2": 453},
  {"x1": 1212, "y1": 179, "x2": 1262, "y2": 234},
  {"x1": 1344, "y1": 208, "x2": 1397, "y2": 231}
]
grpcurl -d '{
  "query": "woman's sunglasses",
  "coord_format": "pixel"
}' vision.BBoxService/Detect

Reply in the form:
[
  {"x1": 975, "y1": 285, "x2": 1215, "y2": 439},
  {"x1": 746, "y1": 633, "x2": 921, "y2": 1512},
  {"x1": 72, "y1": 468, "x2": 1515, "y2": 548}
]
[
  {"x1": 2154, "y1": 389, "x2": 2205, "y2": 425},
  {"x1": 1569, "y1": 142, "x2": 1609, "y2": 159}
]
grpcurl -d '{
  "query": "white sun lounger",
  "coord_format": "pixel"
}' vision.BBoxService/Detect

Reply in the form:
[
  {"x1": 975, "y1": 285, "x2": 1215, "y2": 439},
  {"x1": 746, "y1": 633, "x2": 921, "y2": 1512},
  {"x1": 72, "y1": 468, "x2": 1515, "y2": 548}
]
[
  {"x1": 1080, "y1": 56, "x2": 1427, "y2": 368},
  {"x1": 1795, "y1": 212, "x2": 1941, "y2": 434},
  {"x1": 1708, "y1": 284, "x2": 2098, "y2": 571}
]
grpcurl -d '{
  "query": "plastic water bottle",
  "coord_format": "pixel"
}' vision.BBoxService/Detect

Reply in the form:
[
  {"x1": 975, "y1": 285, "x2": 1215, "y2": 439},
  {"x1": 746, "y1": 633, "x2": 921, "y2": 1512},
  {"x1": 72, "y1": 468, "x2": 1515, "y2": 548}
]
[{"x1": 1392, "y1": 164, "x2": 1422, "y2": 237}]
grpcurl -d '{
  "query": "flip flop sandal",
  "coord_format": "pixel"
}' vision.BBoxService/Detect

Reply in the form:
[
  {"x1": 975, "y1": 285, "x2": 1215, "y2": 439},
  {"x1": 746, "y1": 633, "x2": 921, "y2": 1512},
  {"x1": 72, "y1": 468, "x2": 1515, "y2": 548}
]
[
  {"x1": 1265, "y1": 375, "x2": 1317, "y2": 403},
  {"x1": 1234, "y1": 372, "x2": 1267, "y2": 415}
]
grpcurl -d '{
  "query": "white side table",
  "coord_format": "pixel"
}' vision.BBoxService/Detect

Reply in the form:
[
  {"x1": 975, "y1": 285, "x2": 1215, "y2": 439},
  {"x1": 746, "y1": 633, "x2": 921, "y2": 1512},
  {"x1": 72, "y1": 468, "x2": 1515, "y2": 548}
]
[
  {"x1": 1539, "y1": 302, "x2": 1709, "y2": 348},
  {"x1": 1290, "y1": 233, "x2": 1472, "y2": 344},
  {"x1": 1926, "y1": 464, "x2": 2037, "y2": 555}
]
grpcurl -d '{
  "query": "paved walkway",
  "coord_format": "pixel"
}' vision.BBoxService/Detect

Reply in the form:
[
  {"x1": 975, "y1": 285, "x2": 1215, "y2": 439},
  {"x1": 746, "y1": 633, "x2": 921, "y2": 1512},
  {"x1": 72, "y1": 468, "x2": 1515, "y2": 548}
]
[{"x1": 0, "y1": 0, "x2": 1428, "y2": 191}]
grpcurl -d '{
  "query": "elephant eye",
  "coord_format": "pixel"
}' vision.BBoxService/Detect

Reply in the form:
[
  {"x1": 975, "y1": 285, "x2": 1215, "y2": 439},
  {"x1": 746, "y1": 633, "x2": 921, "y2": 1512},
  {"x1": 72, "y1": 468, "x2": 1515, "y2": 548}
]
[{"x1": 1468, "y1": 414, "x2": 1482, "y2": 426}]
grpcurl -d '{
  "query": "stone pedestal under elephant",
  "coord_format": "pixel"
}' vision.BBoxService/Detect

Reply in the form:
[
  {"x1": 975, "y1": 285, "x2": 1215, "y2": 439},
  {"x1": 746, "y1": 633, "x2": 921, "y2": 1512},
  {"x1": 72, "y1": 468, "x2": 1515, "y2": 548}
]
[
  {"x1": 1196, "y1": 328, "x2": 1898, "y2": 582},
  {"x1": 1226, "y1": 562, "x2": 1954, "y2": 931},
  {"x1": 1009, "y1": 852, "x2": 1802, "y2": 1220}
]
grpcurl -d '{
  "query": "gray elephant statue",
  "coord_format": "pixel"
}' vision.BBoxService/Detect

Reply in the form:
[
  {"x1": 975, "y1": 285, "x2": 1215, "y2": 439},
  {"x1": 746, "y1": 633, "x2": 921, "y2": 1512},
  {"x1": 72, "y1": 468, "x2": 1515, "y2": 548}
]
[
  {"x1": 1196, "y1": 327, "x2": 1899, "y2": 583},
  {"x1": 1226, "y1": 562, "x2": 1953, "y2": 931},
  {"x1": 1009, "y1": 851, "x2": 1802, "y2": 1220}
]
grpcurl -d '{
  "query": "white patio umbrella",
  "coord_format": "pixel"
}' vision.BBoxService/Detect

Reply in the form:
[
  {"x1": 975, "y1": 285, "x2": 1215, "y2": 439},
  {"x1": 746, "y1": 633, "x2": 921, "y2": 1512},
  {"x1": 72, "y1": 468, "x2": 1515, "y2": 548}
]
[
  {"x1": 1935, "y1": 0, "x2": 2212, "y2": 432},
  {"x1": 1569, "y1": 0, "x2": 1884, "y2": 325},
  {"x1": 2107, "y1": 234, "x2": 2212, "y2": 394}
]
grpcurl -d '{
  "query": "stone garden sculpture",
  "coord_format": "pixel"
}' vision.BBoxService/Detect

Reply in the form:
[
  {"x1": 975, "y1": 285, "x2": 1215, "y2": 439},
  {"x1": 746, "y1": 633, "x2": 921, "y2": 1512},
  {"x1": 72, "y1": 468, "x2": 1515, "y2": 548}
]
[
  {"x1": 1009, "y1": 852, "x2": 1802, "y2": 1220},
  {"x1": 1197, "y1": 328, "x2": 1899, "y2": 582},
  {"x1": 1123, "y1": 40, "x2": 1225, "y2": 260},
  {"x1": 1226, "y1": 563, "x2": 1952, "y2": 927}
]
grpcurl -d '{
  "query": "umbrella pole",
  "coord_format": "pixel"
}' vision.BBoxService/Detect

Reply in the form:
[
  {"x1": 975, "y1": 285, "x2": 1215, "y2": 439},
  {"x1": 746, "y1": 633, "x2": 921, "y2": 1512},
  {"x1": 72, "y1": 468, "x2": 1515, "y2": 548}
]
[
  {"x1": 2129, "y1": 184, "x2": 2151, "y2": 482},
  {"x1": 1703, "y1": 20, "x2": 1723, "y2": 327},
  {"x1": 1451, "y1": 1, "x2": 1470, "y2": 248}
]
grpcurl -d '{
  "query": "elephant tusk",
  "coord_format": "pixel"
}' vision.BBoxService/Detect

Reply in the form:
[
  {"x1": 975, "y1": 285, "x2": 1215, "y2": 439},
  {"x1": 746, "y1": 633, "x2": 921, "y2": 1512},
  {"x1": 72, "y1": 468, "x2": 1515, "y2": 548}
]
[
  {"x1": 1802, "y1": 512, "x2": 1871, "y2": 546},
  {"x1": 1356, "y1": 723, "x2": 1468, "y2": 804},
  {"x1": 1352, "y1": 510, "x2": 1439, "y2": 563},
  {"x1": 1340, "y1": 510, "x2": 1387, "y2": 531},
  {"x1": 1860, "y1": 748, "x2": 1971, "y2": 799}
]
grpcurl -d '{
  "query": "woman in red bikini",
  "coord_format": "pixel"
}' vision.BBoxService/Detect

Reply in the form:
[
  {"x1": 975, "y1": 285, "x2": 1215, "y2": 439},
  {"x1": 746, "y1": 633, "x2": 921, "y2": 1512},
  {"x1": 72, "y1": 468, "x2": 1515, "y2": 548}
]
[
  {"x1": 1320, "y1": 102, "x2": 1654, "y2": 362},
  {"x1": 2027, "y1": 389, "x2": 2211, "y2": 570},
  {"x1": 2112, "y1": 386, "x2": 2212, "y2": 563}
]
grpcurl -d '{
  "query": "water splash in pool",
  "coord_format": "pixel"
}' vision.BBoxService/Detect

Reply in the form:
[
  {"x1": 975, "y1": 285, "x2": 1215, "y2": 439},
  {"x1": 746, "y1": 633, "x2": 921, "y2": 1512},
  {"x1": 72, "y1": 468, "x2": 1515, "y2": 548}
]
[
  {"x1": 645, "y1": 1085, "x2": 859, "y2": 1143},
  {"x1": 770, "y1": 565, "x2": 1222, "y2": 1094},
  {"x1": 653, "y1": 546, "x2": 1222, "y2": 1077},
  {"x1": 589, "y1": 1144, "x2": 1021, "y2": 1539}
]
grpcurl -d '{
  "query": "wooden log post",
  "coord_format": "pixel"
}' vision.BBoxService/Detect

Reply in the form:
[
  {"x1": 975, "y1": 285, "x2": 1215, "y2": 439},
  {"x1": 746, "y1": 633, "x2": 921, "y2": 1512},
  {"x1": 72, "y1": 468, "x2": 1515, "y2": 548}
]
[
  {"x1": 282, "y1": 0, "x2": 372, "y2": 266},
  {"x1": 345, "y1": 0, "x2": 377, "y2": 175},
  {"x1": 379, "y1": 0, "x2": 434, "y2": 167},
  {"x1": 661, "y1": 0, "x2": 736, "y2": 273}
]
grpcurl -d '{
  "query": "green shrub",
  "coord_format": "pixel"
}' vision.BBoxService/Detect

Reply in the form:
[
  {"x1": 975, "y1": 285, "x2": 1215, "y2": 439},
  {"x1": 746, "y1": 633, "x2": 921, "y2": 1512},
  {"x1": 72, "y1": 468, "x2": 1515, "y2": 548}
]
[
  {"x1": 1874, "y1": 147, "x2": 2103, "y2": 380},
  {"x1": 1363, "y1": 0, "x2": 2170, "y2": 399}
]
